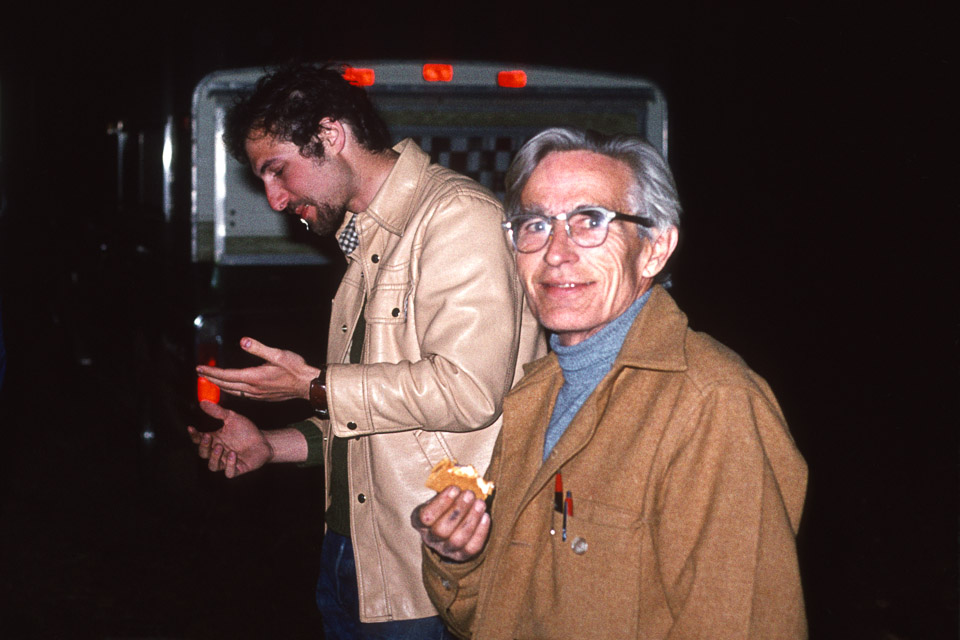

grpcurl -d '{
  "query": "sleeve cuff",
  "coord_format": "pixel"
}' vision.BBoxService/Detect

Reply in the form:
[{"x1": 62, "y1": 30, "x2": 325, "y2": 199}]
[{"x1": 290, "y1": 420, "x2": 325, "y2": 467}]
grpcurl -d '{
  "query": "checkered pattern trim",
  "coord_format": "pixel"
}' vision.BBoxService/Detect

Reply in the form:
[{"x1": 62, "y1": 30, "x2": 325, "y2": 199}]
[
  {"x1": 337, "y1": 214, "x2": 360, "y2": 256},
  {"x1": 413, "y1": 135, "x2": 524, "y2": 201}
]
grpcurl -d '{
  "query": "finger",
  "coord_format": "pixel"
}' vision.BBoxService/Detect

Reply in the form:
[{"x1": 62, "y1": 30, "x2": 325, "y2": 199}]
[
  {"x1": 240, "y1": 337, "x2": 285, "y2": 364},
  {"x1": 418, "y1": 486, "x2": 461, "y2": 527},
  {"x1": 442, "y1": 496, "x2": 487, "y2": 551},
  {"x1": 187, "y1": 426, "x2": 202, "y2": 444},
  {"x1": 430, "y1": 490, "x2": 478, "y2": 540},
  {"x1": 211, "y1": 384, "x2": 250, "y2": 399},
  {"x1": 208, "y1": 443, "x2": 225, "y2": 472},
  {"x1": 197, "y1": 433, "x2": 212, "y2": 459},
  {"x1": 224, "y1": 451, "x2": 238, "y2": 479},
  {"x1": 461, "y1": 511, "x2": 491, "y2": 557},
  {"x1": 195, "y1": 366, "x2": 251, "y2": 385}
]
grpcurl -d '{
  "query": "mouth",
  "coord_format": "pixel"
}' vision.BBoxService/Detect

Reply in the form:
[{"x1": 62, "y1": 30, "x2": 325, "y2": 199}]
[
  {"x1": 539, "y1": 280, "x2": 593, "y2": 293},
  {"x1": 291, "y1": 204, "x2": 314, "y2": 229}
]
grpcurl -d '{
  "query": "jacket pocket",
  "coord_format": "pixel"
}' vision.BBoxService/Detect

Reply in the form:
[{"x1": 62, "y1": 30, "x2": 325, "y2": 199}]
[
  {"x1": 514, "y1": 501, "x2": 643, "y2": 639},
  {"x1": 365, "y1": 278, "x2": 411, "y2": 325}
]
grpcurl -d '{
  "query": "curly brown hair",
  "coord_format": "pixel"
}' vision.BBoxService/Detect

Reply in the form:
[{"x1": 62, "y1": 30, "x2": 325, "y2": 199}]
[{"x1": 224, "y1": 63, "x2": 392, "y2": 164}]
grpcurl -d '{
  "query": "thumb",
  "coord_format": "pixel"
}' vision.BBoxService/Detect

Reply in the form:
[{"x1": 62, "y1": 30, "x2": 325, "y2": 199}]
[
  {"x1": 199, "y1": 399, "x2": 228, "y2": 420},
  {"x1": 240, "y1": 337, "x2": 283, "y2": 363}
]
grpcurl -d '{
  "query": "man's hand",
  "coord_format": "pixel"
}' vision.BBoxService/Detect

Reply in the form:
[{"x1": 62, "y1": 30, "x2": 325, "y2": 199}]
[
  {"x1": 186, "y1": 401, "x2": 273, "y2": 478},
  {"x1": 412, "y1": 486, "x2": 491, "y2": 562},
  {"x1": 196, "y1": 337, "x2": 319, "y2": 402}
]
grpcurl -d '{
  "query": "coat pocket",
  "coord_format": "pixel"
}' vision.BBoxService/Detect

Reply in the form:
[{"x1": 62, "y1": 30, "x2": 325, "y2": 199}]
[
  {"x1": 514, "y1": 500, "x2": 643, "y2": 639},
  {"x1": 365, "y1": 279, "x2": 411, "y2": 325}
]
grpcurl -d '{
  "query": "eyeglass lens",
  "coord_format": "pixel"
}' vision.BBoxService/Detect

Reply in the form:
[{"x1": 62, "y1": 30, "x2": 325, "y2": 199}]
[{"x1": 513, "y1": 210, "x2": 610, "y2": 252}]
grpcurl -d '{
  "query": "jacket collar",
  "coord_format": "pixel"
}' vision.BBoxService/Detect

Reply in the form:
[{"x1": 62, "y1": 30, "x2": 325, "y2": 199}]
[
  {"x1": 615, "y1": 285, "x2": 689, "y2": 374},
  {"x1": 336, "y1": 139, "x2": 428, "y2": 241},
  {"x1": 514, "y1": 285, "x2": 689, "y2": 391},
  {"x1": 504, "y1": 285, "x2": 690, "y2": 506}
]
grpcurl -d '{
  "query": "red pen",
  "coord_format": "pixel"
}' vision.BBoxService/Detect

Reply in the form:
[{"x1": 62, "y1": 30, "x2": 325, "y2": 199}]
[{"x1": 554, "y1": 472, "x2": 564, "y2": 512}]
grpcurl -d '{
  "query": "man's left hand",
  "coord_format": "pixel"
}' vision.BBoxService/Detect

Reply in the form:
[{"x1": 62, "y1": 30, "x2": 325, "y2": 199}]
[{"x1": 196, "y1": 337, "x2": 319, "y2": 402}]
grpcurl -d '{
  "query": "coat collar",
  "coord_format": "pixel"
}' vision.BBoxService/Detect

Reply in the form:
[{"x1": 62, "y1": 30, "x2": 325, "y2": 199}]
[
  {"x1": 335, "y1": 139, "x2": 428, "y2": 241},
  {"x1": 504, "y1": 285, "x2": 690, "y2": 506},
  {"x1": 514, "y1": 285, "x2": 689, "y2": 391}
]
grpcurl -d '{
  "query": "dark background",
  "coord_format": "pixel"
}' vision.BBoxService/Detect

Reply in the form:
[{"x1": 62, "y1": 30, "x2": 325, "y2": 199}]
[{"x1": 0, "y1": 2, "x2": 954, "y2": 639}]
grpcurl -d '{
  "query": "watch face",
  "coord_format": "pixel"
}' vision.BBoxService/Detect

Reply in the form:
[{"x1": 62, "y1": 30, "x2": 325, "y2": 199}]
[{"x1": 310, "y1": 374, "x2": 328, "y2": 412}]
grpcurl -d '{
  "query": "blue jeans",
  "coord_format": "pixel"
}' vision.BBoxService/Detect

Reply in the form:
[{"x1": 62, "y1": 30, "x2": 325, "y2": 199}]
[{"x1": 316, "y1": 531, "x2": 455, "y2": 640}]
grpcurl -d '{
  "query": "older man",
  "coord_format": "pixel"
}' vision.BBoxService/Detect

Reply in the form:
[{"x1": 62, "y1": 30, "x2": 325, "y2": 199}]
[{"x1": 413, "y1": 127, "x2": 808, "y2": 639}]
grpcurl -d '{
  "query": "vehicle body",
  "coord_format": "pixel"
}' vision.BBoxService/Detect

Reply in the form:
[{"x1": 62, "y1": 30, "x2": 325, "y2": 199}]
[{"x1": 105, "y1": 60, "x2": 667, "y2": 461}]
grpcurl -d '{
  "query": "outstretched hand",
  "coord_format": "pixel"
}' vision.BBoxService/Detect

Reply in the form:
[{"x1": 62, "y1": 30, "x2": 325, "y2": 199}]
[
  {"x1": 411, "y1": 486, "x2": 491, "y2": 562},
  {"x1": 186, "y1": 401, "x2": 273, "y2": 478},
  {"x1": 196, "y1": 337, "x2": 319, "y2": 402}
]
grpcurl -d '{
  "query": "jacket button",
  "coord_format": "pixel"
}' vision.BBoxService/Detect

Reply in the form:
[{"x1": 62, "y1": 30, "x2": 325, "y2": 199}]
[
  {"x1": 441, "y1": 578, "x2": 451, "y2": 590},
  {"x1": 371, "y1": 254, "x2": 380, "y2": 263},
  {"x1": 347, "y1": 421, "x2": 358, "y2": 430},
  {"x1": 391, "y1": 308, "x2": 400, "y2": 317},
  {"x1": 341, "y1": 324, "x2": 348, "y2": 332},
  {"x1": 357, "y1": 493, "x2": 366, "y2": 503},
  {"x1": 571, "y1": 537, "x2": 588, "y2": 555}
]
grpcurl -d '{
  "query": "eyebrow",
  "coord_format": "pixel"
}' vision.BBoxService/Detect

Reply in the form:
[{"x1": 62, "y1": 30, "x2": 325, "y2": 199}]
[
  {"x1": 515, "y1": 204, "x2": 605, "y2": 217},
  {"x1": 516, "y1": 205, "x2": 546, "y2": 216},
  {"x1": 255, "y1": 157, "x2": 279, "y2": 178}
]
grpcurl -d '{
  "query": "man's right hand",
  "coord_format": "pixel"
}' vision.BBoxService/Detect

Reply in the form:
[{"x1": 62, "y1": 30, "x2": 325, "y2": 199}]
[
  {"x1": 411, "y1": 486, "x2": 491, "y2": 562},
  {"x1": 186, "y1": 400, "x2": 273, "y2": 478}
]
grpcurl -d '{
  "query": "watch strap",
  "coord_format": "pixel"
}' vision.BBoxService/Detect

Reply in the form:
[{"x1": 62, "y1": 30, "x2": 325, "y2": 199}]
[{"x1": 309, "y1": 366, "x2": 329, "y2": 419}]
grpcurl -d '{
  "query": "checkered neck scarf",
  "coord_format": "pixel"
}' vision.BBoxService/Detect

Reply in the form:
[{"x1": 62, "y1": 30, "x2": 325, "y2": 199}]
[{"x1": 337, "y1": 214, "x2": 360, "y2": 256}]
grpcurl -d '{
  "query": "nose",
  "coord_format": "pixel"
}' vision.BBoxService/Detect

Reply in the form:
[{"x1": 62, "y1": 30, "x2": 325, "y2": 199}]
[
  {"x1": 264, "y1": 182, "x2": 290, "y2": 212},
  {"x1": 543, "y1": 219, "x2": 578, "y2": 266}
]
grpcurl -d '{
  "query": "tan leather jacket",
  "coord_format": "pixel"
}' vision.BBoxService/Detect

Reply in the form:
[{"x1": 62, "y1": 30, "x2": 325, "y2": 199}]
[
  {"x1": 424, "y1": 286, "x2": 807, "y2": 638},
  {"x1": 311, "y1": 140, "x2": 544, "y2": 622}
]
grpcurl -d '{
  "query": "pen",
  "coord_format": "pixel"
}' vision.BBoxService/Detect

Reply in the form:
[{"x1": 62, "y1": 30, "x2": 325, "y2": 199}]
[
  {"x1": 554, "y1": 472, "x2": 563, "y2": 512},
  {"x1": 562, "y1": 490, "x2": 573, "y2": 541}
]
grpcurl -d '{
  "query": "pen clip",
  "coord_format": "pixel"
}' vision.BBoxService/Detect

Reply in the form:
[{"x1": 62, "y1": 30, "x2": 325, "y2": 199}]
[
  {"x1": 554, "y1": 472, "x2": 564, "y2": 512},
  {"x1": 562, "y1": 490, "x2": 572, "y2": 541}
]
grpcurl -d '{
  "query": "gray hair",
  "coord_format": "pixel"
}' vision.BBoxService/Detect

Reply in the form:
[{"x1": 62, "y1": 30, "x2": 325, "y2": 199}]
[{"x1": 504, "y1": 127, "x2": 682, "y2": 236}]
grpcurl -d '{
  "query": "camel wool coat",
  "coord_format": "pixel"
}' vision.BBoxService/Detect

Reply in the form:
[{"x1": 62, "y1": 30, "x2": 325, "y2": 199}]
[{"x1": 422, "y1": 286, "x2": 808, "y2": 639}]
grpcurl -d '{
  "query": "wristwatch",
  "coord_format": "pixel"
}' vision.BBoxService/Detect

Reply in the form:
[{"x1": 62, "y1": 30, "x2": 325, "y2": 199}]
[{"x1": 309, "y1": 366, "x2": 329, "y2": 419}]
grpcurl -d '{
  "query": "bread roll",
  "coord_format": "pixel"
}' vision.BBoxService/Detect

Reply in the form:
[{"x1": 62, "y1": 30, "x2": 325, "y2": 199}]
[{"x1": 425, "y1": 458, "x2": 495, "y2": 499}]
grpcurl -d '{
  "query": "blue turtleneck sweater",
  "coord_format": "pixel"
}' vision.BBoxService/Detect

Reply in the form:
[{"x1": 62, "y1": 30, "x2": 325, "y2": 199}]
[{"x1": 542, "y1": 289, "x2": 652, "y2": 460}]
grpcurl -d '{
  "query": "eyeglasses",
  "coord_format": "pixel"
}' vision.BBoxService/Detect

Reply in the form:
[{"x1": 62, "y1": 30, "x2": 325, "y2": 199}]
[{"x1": 502, "y1": 206, "x2": 654, "y2": 253}]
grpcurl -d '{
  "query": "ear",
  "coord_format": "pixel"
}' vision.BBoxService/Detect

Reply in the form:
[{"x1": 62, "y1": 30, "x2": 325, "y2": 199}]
[
  {"x1": 640, "y1": 226, "x2": 679, "y2": 279},
  {"x1": 315, "y1": 118, "x2": 347, "y2": 156}
]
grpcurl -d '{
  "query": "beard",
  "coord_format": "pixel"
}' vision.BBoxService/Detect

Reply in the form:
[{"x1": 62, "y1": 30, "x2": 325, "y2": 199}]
[{"x1": 293, "y1": 202, "x2": 348, "y2": 237}]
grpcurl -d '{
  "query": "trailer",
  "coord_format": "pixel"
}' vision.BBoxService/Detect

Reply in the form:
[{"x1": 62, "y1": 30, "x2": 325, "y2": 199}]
[{"x1": 107, "y1": 60, "x2": 667, "y2": 459}]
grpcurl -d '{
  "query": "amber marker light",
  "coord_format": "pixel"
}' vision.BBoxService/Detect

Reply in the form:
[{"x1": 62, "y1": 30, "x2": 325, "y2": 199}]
[
  {"x1": 422, "y1": 64, "x2": 453, "y2": 82},
  {"x1": 197, "y1": 358, "x2": 221, "y2": 404},
  {"x1": 343, "y1": 67, "x2": 375, "y2": 86},
  {"x1": 497, "y1": 70, "x2": 527, "y2": 88}
]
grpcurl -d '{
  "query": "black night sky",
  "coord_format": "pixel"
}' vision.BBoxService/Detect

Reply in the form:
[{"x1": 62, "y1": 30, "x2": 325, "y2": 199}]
[{"x1": 0, "y1": 3, "x2": 954, "y2": 639}]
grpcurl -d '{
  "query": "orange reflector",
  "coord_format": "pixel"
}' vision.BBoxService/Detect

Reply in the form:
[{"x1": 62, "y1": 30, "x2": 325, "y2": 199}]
[
  {"x1": 343, "y1": 67, "x2": 375, "y2": 86},
  {"x1": 197, "y1": 376, "x2": 221, "y2": 404},
  {"x1": 498, "y1": 70, "x2": 527, "y2": 88},
  {"x1": 422, "y1": 64, "x2": 453, "y2": 82}
]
